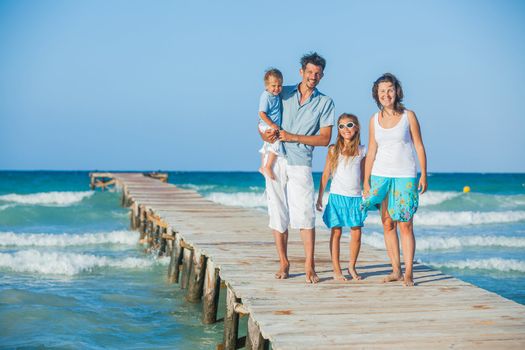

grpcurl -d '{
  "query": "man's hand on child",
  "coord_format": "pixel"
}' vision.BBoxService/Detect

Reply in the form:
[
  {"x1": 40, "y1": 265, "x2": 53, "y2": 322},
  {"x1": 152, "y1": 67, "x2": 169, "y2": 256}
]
[
  {"x1": 264, "y1": 128, "x2": 279, "y2": 143},
  {"x1": 316, "y1": 199, "x2": 323, "y2": 211}
]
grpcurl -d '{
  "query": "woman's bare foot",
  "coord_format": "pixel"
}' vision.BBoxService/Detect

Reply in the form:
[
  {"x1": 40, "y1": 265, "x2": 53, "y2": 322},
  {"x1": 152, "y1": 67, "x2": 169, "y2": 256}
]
[
  {"x1": 347, "y1": 267, "x2": 362, "y2": 280},
  {"x1": 305, "y1": 268, "x2": 319, "y2": 284},
  {"x1": 383, "y1": 271, "x2": 403, "y2": 283},
  {"x1": 274, "y1": 262, "x2": 290, "y2": 279},
  {"x1": 333, "y1": 273, "x2": 347, "y2": 281}
]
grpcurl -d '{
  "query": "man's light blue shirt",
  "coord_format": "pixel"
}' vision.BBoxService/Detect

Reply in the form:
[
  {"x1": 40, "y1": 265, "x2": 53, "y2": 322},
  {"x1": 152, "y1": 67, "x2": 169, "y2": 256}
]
[{"x1": 280, "y1": 84, "x2": 335, "y2": 167}]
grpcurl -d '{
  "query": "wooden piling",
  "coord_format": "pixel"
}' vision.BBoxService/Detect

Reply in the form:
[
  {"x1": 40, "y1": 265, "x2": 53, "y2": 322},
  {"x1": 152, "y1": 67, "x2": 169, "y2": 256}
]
[
  {"x1": 223, "y1": 285, "x2": 240, "y2": 350},
  {"x1": 202, "y1": 260, "x2": 221, "y2": 324},
  {"x1": 186, "y1": 252, "x2": 206, "y2": 303},
  {"x1": 167, "y1": 234, "x2": 183, "y2": 283},
  {"x1": 246, "y1": 316, "x2": 268, "y2": 350},
  {"x1": 180, "y1": 246, "x2": 193, "y2": 290}
]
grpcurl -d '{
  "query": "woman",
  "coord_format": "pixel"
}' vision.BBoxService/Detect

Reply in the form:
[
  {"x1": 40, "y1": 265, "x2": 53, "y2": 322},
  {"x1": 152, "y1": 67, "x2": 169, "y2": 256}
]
[{"x1": 363, "y1": 73, "x2": 427, "y2": 287}]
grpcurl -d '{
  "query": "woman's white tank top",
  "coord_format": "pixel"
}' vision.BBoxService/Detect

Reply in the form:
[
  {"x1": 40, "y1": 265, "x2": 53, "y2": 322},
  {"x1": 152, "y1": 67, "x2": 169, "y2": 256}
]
[
  {"x1": 371, "y1": 111, "x2": 417, "y2": 178},
  {"x1": 330, "y1": 145, "x2": 366, "y2": 197}
]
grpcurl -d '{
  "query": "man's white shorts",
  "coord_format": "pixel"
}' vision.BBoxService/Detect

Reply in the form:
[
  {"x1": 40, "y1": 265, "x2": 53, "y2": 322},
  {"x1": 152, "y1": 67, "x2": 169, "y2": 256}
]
[{"x1": 265, "y1": 157, "x2": 315, "y2": 233}]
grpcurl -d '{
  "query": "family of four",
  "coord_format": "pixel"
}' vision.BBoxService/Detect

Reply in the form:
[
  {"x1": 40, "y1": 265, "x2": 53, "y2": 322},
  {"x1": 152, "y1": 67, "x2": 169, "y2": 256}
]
[{"x1": 258, "y1": 52, "x2": 427, "y2": 287}]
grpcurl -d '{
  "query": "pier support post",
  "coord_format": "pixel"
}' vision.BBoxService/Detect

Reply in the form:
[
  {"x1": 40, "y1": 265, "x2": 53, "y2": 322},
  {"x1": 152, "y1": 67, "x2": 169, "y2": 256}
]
[
  {"x1": 138, "y1": 205, "x2": 147, "y2": 242},
  {"x1": 223, "y1": 286, "x2": 240, "y2": 350},
  {"x1": 202, "y1": 260, "x2": 221, "y2": 324},
  {"x1": 180, "y1": 246, "x2": 193, "y2": 290},
  {"x1": 130, "y1": 202, "x2": 139, "y2": 230},
  {"x1": 186, "y1": 252, "x2": 206, "y2": 303},
  {"x1": 167, "y1": 234, "x2": 183, "y2": 283},
  {"x1": 246, "y1": 316, "x2": 268, "y2": 350}
]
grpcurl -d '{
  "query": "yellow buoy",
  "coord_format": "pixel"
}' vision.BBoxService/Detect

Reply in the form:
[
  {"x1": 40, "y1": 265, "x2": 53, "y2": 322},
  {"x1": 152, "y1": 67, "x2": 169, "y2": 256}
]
[{"x1": 463, "y1": 186, "x2": 471, "y2": 193}]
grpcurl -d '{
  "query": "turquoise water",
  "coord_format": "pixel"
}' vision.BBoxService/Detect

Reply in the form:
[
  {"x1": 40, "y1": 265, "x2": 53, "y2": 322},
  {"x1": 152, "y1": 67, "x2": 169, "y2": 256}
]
[
  {"x1": 0, "y1": 172, "x2": 224, "y2": 349},
  {"x1": 1, "y1": 171, "x2": 524, "y2": 348}
]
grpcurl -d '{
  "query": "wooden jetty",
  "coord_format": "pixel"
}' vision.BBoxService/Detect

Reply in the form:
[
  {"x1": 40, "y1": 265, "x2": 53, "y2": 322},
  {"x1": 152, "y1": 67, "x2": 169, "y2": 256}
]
[{"x1": 90, "y1": 172, "x2": 525, "y2": 349}]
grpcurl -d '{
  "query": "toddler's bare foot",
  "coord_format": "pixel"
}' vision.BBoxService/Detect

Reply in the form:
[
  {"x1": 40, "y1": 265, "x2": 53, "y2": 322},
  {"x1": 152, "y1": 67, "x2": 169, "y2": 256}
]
[
  {"x1": 333, "y1": 273, "x2": 347, "y2": 281},
  {"x1": 274, "y1": 262, "x2": 289, "y2": 279},
  {"x1": 347, "y1": 267, "x2": 362, "y2": 280},
  {"x1": 258, "y1": 167, "x2": 265, "y2": 176},
  {"x1": 262, "y1": 166, "x2": 276, "y2": 180},
  {"x1": 383, "y1": 271, "x2": 403, "y2": 283},
  {"x1": 305, "y1": 268, "x2": 319, "y2": 284},
  {"x1": 403, "y1": 275, "x2": 415, "y2": 287}
]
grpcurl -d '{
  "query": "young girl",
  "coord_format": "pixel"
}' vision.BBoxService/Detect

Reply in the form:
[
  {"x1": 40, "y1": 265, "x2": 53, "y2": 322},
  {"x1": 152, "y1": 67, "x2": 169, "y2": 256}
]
[
  {"x1": 258, "y1": 68, "x2": 283, "y2": 180},
  {"x1": 362, "y1": 73, "x2": 427, "y2": 287},
  {"x1": 316, "y1": 113, "x2": 367, "y2": 281}
]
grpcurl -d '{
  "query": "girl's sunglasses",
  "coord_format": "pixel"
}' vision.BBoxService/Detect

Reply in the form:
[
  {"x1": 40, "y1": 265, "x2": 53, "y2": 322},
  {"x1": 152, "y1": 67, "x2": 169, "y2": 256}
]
[{"x1": 338, "y1": 122, "x2": 355, "y2": 130}]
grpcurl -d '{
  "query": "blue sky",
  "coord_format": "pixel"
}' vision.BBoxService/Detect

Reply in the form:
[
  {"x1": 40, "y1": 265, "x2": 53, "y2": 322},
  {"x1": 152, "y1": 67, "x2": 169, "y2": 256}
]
[{"x1": 1, "y1": 0, "x2": 524, "y2": 172}]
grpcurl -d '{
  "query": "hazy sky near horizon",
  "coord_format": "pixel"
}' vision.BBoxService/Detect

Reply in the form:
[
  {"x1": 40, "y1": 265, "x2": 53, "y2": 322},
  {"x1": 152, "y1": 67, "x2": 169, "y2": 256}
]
[{"x1": 1, "y1": 0, "x2": 524, "y2": 172}]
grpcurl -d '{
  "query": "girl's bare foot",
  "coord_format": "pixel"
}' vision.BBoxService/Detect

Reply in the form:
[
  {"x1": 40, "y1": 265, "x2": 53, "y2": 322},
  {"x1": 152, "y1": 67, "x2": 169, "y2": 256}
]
[
  {"x1": 347, "y1": 267, "x2": 362, "y2": 280},
  {"x1": 274, "y1": 262, "x2": 289, "y2": 279},
  {"x1": 383, "y1": 271, "x2": 403, "y2": 283},
  {"x1": 305, "y1": 268, "x2": 319, "y2": 284},
  {"x1": 333, "y1": 273, "x2": 347, "y2": 281}
]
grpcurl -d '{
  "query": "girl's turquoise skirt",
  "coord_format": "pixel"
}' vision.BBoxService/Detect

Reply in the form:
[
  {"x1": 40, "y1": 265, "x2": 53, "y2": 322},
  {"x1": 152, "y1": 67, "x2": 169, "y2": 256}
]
[{"x1": 322, "y1": 193, "x2": 367, "y2": 228}]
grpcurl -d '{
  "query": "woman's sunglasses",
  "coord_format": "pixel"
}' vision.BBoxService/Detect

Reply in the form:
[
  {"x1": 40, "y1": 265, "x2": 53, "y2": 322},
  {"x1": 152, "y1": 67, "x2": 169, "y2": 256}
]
[{"x1": 338, "y1": 122, "x2": 355, "y2": 130}]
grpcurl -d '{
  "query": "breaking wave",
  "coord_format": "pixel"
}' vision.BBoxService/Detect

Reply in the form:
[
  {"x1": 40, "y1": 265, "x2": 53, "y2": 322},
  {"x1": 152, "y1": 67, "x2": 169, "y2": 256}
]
[{"x1": 0, "y1": 191, "x2": 94, "y2": 206}]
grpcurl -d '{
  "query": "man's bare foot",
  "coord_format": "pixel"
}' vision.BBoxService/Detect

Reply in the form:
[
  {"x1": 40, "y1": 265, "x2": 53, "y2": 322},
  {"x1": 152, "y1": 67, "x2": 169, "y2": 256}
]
[
  {"x1": 383, "y1": 271, "x2": 403, "y2": 283},
  {"x1": 347, "y1": 267, "x2": 362, "y2": 280},
  {"x1": 261, "y1": 166, "x2": 276, "y2": 180},
  {"x1": 333, "y1": 272, "x2": 347, "y2": 281},
  {"x1": 403, "y1": 275, "x2": 415, "y2": 287},
  {"x1": 305, "y1": 268, "x2": 319, "y2": 284},
  {"x1": 274, "y1": 262, "x2": 290, "y2": 279}
]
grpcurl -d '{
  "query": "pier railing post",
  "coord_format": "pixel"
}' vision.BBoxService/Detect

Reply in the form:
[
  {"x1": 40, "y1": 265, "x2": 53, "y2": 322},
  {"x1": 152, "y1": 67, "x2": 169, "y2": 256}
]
[
  {"x1": 223, "y1": 285, "x2": 240, "y2": 350},
  {"x1": 202, "y1": 260, "x2": 221, "y2": 324},
  {"x1": 246, "y1": 316, "x2": 268, "y2": 350},
  {"x1": 186, "y1": 252, "x2": 206, "y2": 303}
]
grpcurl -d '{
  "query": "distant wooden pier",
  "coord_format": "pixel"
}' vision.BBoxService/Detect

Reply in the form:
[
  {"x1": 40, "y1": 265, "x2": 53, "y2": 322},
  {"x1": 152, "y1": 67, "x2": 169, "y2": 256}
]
[{"x1": 90, "y1": 172, "x2": 525, "y2": 349}]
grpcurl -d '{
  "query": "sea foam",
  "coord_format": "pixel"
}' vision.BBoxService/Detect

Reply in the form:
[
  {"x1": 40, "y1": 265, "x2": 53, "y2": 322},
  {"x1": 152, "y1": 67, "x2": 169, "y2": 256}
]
[
  {"x1": 364, "y1": 210, "x2": 525, "y2": 226},
  {"x1": 0, "y1": 250, "x2": 167, "y2": 275},
  {"x1": 0, "y1": 191, "x2": 94, "y2": 206},
  {"x1": 418, "y1": 191, "x2": 460, "y2": 206},
  {"x1": 425, "y1": 258, "x2": 525, "y2": 273},
  {"x1": 0, "y1": 231, "x2": 138, "y2": 247},
  {"x1": 362, "y1": 231, "x2": 525, "y2": 250},
  {"x1": 204, "y1": 192, "x2": 267, "y2": 208}
]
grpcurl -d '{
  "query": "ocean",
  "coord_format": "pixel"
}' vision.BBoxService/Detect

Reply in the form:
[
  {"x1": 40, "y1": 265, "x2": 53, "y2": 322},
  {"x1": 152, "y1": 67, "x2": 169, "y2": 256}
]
[{"x1": 1, "y1": 171, "x2": 524, "y2": 348}]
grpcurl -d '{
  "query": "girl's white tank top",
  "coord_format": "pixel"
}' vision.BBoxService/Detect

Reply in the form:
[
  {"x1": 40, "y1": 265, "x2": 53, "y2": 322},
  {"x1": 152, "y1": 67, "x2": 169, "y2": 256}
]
[
  {"x1": 371, "y1": 111, "x2": 417, "y2": 178},
  {"x1": 330, "y1": 145, "x2": 366, "y2": 197}
]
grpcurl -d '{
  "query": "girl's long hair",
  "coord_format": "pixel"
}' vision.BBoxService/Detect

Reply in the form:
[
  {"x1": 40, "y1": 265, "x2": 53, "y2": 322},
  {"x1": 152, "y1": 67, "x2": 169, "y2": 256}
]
[{"x1": 329, "y1": 113, "x2": 361, "y2": 175}]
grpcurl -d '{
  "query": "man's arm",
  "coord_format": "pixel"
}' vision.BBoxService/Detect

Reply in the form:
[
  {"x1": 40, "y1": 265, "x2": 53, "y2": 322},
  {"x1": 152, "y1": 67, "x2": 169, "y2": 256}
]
[{"x1": 278, "y1": 126, "x2": 332, "y2": 146}]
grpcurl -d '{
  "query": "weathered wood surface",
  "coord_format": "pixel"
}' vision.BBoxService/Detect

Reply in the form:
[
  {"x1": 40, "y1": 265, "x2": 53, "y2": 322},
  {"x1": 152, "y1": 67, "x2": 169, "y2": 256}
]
[{"x1": 105, "y1": 173, "x2": 525, "y2": 349}]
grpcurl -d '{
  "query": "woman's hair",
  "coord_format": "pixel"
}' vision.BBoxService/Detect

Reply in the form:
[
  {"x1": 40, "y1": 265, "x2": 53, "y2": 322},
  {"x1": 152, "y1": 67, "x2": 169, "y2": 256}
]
[
  {"x1": 264, "y1": 68, "x2": 283, "y2": 83},
  {"x1": 329, "y1": 113, "x2": 361, "y2": 175},
  {"x1": 372, "y1": 73, "x2": 405, "y2": 114}
]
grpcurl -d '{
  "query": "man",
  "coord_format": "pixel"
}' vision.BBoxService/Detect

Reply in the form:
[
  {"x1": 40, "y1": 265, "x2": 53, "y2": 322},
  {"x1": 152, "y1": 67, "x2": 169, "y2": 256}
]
[{"x1": 261, "y1": 52, "x2": 334, "y2": 283}]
